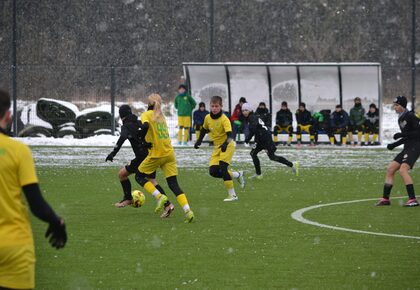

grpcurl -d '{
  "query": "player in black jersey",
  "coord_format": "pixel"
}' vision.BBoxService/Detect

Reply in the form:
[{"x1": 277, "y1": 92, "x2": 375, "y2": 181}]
[
  {"x1": 106, "y1": 105, "x2": 174, "y2": 216},
  {"x1": 241, "y1": 103, "x2": 298, "y2": 179},
  {"x1": 377, "y1": 96, "x2": 420, "y2": 207}
]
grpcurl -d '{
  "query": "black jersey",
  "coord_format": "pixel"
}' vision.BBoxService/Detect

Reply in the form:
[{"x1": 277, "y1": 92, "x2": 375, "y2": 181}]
[
  {"x1": 111, "y1": 114, "x2": 149, "y2": 158},
  {"x1": 244, "y1": 112, "x2": 272, "y2": 145},
  {"x1": 397, "y1": 110, "x2": 420, "y2": 148}
]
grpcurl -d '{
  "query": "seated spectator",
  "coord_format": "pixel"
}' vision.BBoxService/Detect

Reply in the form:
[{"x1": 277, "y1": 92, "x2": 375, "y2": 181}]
[
  {"x1": 231, "y1": 97, "x2": 247, "y2": 141},
  {"x1": 193, "y1": 102, "x2": 209, "y2": 141},
  {"x1": 364, "y1": 103, "x2": 379, "y2": 145},
  {"x1": 273, "y1": 101, "x2": 293, "y2": 146},
  {"x1": 348, "y1": 97, "x2": 366, "y2": 146},
  {"x1": 312, "y1": 109, "x2": 331, "y2": 144},
  {"x1": 329, "y1": 104, "x2": 350, "y2": 145},
  {"x1": 295, "y1": 102, "x2": 315, "y2": 147},
  {"x1": 255, "y1": 102, "x2": 271, "y2": 128}
]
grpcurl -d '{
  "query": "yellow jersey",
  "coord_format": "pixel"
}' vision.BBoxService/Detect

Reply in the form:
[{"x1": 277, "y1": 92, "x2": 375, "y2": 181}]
[
  {"x1": 0, "y1": 133, "x2": 38, "y2": 247},
  {"x1": 141, "y1": 110, "x2": 173, "y2": 158},
  {"x1": 203, "y1": 113, "x2": 232, "y2": 146}
]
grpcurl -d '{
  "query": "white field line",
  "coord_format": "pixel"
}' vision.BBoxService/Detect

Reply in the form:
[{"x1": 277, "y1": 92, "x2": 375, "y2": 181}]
[{"x1": 291, "y1": 197, "x2": 420, "y2": 240}]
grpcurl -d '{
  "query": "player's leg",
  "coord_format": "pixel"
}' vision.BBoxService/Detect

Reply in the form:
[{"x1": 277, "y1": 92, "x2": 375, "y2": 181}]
[
  {"x1": 136, "y1": 157, "x2": 168, "y2": 213},
  {"x1": 308, "y1": 125, "x2": 315, "y2": 146},
  {"x1": 399, "y1": 149, "x2": 420, "y2": 206},
  {"x1": 147, "y1": 172, "x2": 175, "y2": 217},
  {"x1": 250, "y1": 146, "x2": 264, "y2": 178},
  {"x1": 376, "y1": 160, "x2": 400, "y2": 206},
  {"x1": 348, "y1": 125, "x2": 354, "y2": 145},
  {"x1": 328, "y1": 128, "x2": 336, "y2": 145},
  {"x1": 372, "y1": 125, "x2": 379, "y2": 144},
  {"x1": 178, "y1": 116, "x2": 184, "y2": 144},
  {"x1": 195, "y1": 124, "x2": 201, "y2": 141},
  {"x1": 341, "y1": 128, "x2": 347, "y2": 145},
  {"x1": 273, "y1": 125, "x2": 280, "y2": 142},
  {"x1": 357, "y1": 125, "x2": 363, "y2": 145},
  {"x1": 296, "y1": 125, "x2": 302, "y2": 146},
  {"x1": 287, "y1": 125, "x2": 293, "y2": 146},
  {"x1": 162, "y1": 153, "x2": 194, "y2": 222},
  {"x1": 220, "y1": 161, "x2": 238, "y2": 201},
  {"x1": 115, "y1": 167, "x2": 133, "y2": 207}
]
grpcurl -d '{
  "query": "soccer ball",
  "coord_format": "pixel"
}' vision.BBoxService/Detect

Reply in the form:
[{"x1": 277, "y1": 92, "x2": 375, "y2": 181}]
[{"x1": 131, "y1": 190, "x2": 146, "y2": 208}]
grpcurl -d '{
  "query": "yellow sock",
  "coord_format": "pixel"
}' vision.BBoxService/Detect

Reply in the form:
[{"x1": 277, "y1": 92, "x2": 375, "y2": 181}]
[
  {"x1": 342, "y1": 137, "x2": 347, "y2": 145},
  {"x1": 183, "y1": 128, "x2": 189, "y2": 143},
  {"x1": 176, "y1": 193, "x2": 190, "y2": 212},
  {"x1": 364, "y1": 133, "x2": 369, "y2": 143},
  {"x1": 288, "y1": 136, "x2": 292, "y2": 143},
  {"x1": 144, "y1": 181, "x2": 162, "y2": 199},
  {"x1": 196, "y1": 131, "x2": 200, "y2": 141},
  {"x1": 178, "y1": 128, "x2": 183, "y2": 142},
  {"x1": 310, "y1": 135, "x2": 315, "y2": 141},
  {"x1": 224, "y1": 180, "x2": 234, "y2": 189},
  {"x1": 357, "y1": 132, "x2": 362, "y2": 142},
  {"x1": 348, "y1": 133, "x2": 353, "y2": 143},
  {"x1": 330, "y1": 137, "x2": 335, "y2": 145},
  {"x1": 297, "y1": 135, "x2": 301, "y2": 142},
  {"x1": 373, "y1": 134, "x2": 378, "y2": 142},
  {"x1": 274, "y1": 135, "x2": 278, "y2": 142}
]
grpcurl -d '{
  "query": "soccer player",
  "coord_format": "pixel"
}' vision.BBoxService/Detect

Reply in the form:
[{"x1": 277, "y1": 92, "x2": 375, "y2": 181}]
[
  {"x1": 348, "y1": 97, "x2": 366, "y2": 146},
  {"x1": 242, "y1": 103, "x2": 298, "y2": 179},
  {"x1": 376, "y1": 96, "x2": 420, "y2": 207},
  {"x1": 105, "y1": 105, "x2": 174, "y2": 217},
  {"x1": 135, "y1": 93, "x2": 194, "y2": 222},
  {"x1": 175, "y1": 84, "x2": 196, "y2": 145},
  {"x1": 329, "y1": 105, "x2": 350, "y2": 145},
  {"x1": 273, "y1": 101, "x2": 293, "y2": 146},
  {"x1": 193, "y1": 102, "x2": 209, "y2": 141},
  {"x1": 295, "y1": 102, "x2": 315, "y2": 147},
  {"x1": 0, "y1": 90, "x2": 67, "y2": 290},
  {"x1": 194, "y1": 96, "x2": 245, "y2": 201},
  {"x1": 364, "y1": 103, "x2": 379, "y2": 145}
]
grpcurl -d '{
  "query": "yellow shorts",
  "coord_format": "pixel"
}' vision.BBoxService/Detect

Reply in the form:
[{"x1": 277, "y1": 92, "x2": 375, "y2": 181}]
[
  {"x1": 0, "y1": 244, "x2": 35, "y2": 289},
  {"x1": 178, "y1": 116, "x2": 191, "y2": 128},
  {"x1": 275, "y1": 125, "x2": 292, "y2": 133},
  {"x1": 139, "y1": 152, "x2": 178, "y2": 178},
  {"x1": 298, "y1": 124, "x2": 312, "y2": 133},
  {"x1": 209, "y1": 142, "x2": 235, "y2": 166}
]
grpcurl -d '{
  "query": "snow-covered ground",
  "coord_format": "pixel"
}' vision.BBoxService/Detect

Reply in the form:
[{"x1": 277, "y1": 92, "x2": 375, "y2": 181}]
[{"x1": 17, "y1": 103, "x2": 401, "y2": 147}]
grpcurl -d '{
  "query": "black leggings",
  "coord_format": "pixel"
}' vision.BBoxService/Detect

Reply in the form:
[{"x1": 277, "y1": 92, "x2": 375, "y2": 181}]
[
  {"x1": 250, "y1": 147, "x2": 293, "y2": 175},
  {"x1": 135, "y1": 172, "x2": 183, "y2": 196},
  {"x1": 209, "y1": 161, "x2": 232, "y2": 181}
]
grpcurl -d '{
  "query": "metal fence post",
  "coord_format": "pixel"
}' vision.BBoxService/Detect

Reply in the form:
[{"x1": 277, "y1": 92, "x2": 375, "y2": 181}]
[
  {"x1": 411, "y1": 0, "x2": 416, "y2": 112},
  {"x1": 12, "y1": 0, "x2": 17, "y2": 136},
  {"x1": 111, "y1": 66, "x2": 116, "y2": 135}
]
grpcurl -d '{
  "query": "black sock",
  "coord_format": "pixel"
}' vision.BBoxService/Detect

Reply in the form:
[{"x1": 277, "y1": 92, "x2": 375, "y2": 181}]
[
  {"x1": 383, "y1": 183, "x2": 392, "y2": 199},
  {"x1": 155, "y1": 184, "x2": 170, "y2": 207},
  {"x1": 121, "y1": 179, "x2": 132, "y2": 200},
  {"x1": 406, "y1": 184, "x2": 416, "y2": 200}
]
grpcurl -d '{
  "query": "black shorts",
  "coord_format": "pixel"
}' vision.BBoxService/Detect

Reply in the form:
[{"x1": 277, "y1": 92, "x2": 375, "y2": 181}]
[
  {"x1": 393, "y1": 146, "x2": 420, "y2": 168},
  {"x1": 253, "y1": 139, "x2": 277, "y2": 156},
  {"x1": 125, "y1": 157, "x2": 156, "y2": 178}
]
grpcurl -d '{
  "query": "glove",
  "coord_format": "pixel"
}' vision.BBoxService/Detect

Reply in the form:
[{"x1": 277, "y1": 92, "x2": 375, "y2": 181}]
[
  {"x1": 219, "y1": 141, "x2": 229, "y2": 152},
  {"x1": 387, "y1": 143, "x2": 396, "y2": 151},
  {"x1": 194, "y1": 141, "x2": 201, "y2": 149},
  {"x1": 45, "y1": 218, "x2": 67, "y2": 249},
  {"x1": 140, "y1": 141, "x2": 152, "y2": 149},
  {"x1": 393, "y1": 133, "x2": 403, "y2": 140},
  {"x1": 105, "y1": 153, "x2": 114, "y2": 162}
]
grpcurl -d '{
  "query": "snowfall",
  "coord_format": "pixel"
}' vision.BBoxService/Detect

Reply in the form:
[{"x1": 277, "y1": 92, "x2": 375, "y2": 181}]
[{"x1": 19, "y1": 103, "x2": 413, "y2": 170}]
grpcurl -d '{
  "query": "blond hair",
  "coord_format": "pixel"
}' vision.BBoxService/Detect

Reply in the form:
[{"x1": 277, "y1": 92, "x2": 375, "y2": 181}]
[{"x1": 148, "y1": 93, "x2": 165, "y2": 122}]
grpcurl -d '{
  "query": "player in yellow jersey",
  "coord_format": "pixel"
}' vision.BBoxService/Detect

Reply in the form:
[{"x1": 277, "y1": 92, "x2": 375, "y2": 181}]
[
  {"x1": 0, "y1": 90, "x2": 67, "y2": 290},
  {"x1": 134, "y1": 93, "x2": 194, "y2": 223},
  {"x1": 194, "y1": 96, "x2": 245, "y2": 202}
]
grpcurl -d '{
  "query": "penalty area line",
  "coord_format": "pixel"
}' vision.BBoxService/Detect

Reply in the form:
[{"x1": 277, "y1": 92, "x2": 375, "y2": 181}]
[{"x1": 291, "y1": 197, "x2": 420, "y2": 240}]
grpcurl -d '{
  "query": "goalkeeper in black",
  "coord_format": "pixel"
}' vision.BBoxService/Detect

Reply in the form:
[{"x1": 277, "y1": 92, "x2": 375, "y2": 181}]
[
  {"x1": 241, "y1": 103, "x2": 298, "y2": 179},
  {"x1": 377, "y1": 96, "x2": 420, "y2": 207},
  {"x1": 106, "y1": 105, "x2": 174, "y2": 216}
]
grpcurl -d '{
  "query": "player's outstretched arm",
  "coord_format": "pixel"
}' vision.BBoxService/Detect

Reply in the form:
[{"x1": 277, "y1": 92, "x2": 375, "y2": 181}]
[
  {"x1": 106, "y1": 126, "x2": 130, "y2": 161},
  {"x1": 219, "y1": 131, "x2": 233, "y2": 152},
  {"x1": 23, "y1": 183, "x2": 67, "y2": 249}
]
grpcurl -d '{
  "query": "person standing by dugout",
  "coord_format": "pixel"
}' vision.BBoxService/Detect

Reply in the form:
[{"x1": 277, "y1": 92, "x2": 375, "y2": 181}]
[{"x1": 175, "y1": 84, "x2": 196, "y2": 145}]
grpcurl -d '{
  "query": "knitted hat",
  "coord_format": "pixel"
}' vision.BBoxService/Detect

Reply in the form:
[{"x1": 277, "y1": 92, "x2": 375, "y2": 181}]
[
  {"x1": 241, "y1": 102, "x2": 253, "y2": 112},
  {"x1": 119, "y1": 105, "x2": 132, "y2": 119},
  {"x1": 393, "y1": 96, "x2": 407, "y2": 108}
]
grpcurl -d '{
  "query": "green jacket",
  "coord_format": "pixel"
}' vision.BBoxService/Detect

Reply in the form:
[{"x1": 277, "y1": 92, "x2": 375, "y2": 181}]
[
  {"x1": 175, "y1": 92, "x2": 196, "y2": 116},
  {"x1": 349, "y1": 105, "x2": 366, "y2": 126},
  {"x1": 312, "y1": 112, "x2": 324, "y2": 122}
]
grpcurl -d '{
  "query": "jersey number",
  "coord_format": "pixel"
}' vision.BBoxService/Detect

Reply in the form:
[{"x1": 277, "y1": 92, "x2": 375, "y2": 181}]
[
  {"x1": 157, "y1": 123, "x2": 169, "y2": 139},
  {"x1": 258, "y1": 118, "x2": 268, "y2": 131}
]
